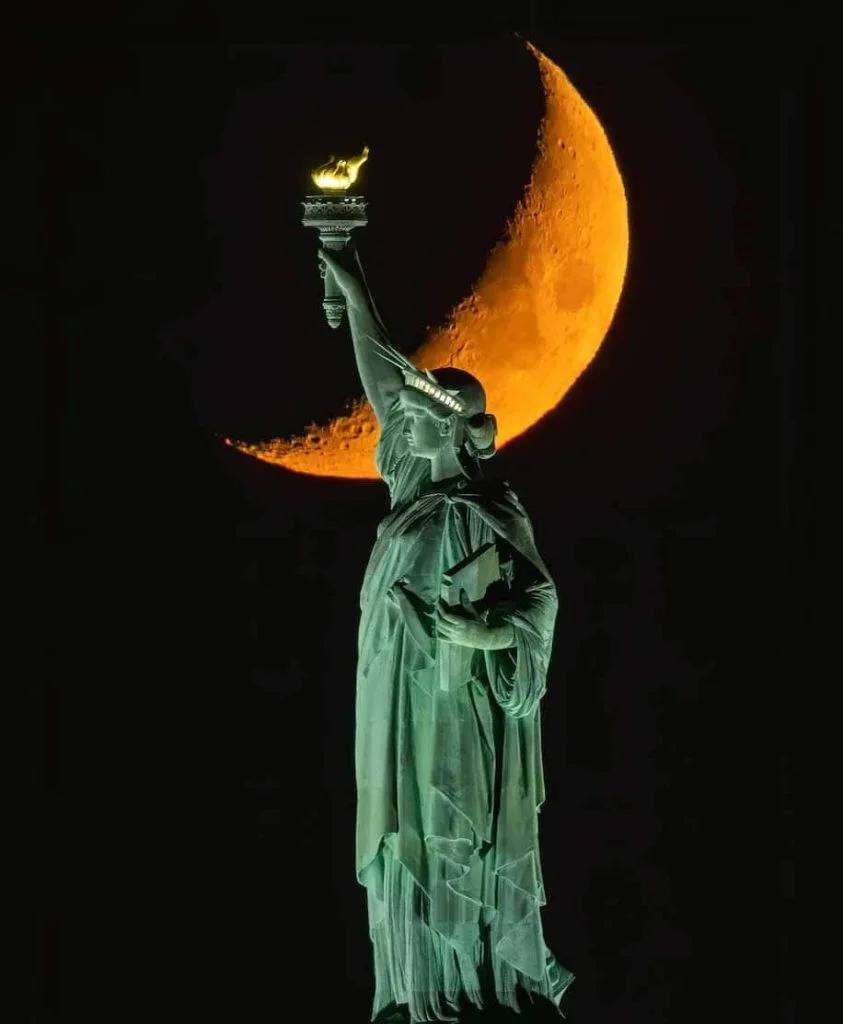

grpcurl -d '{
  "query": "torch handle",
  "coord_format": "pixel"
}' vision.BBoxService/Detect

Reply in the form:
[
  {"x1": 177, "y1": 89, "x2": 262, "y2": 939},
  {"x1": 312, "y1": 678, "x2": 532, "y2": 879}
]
[
  {"x1": 323, "y1": 261, "x2": 343, "y2": 301},
  {"x1": 319, "y1": 236, "x2": 351, "y2": 329}
]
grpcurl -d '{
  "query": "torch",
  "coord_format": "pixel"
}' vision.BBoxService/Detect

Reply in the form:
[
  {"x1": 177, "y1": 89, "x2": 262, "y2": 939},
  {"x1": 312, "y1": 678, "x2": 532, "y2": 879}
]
[{"x1": 302, "y1": 145, "x2": 369, "y2": 329}]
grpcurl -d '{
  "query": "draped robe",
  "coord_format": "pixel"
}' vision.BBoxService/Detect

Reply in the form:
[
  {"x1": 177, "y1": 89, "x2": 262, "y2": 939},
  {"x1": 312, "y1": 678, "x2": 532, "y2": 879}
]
[{"x1": 356, "y1": 399, "x2": 574, "y2": 1021}]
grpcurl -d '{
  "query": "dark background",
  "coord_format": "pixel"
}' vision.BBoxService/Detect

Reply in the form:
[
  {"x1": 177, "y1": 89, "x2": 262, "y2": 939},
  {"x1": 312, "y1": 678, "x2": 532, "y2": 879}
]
[{"x1": 28, "y1": 14, "x2": 809, "y2": 1024}]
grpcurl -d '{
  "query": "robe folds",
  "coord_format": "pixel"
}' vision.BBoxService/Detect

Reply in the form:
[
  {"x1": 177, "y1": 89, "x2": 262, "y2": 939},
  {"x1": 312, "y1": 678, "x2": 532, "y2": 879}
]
[{"x1": 356, "y1": 400, "x2": 574, "y2": 1021}]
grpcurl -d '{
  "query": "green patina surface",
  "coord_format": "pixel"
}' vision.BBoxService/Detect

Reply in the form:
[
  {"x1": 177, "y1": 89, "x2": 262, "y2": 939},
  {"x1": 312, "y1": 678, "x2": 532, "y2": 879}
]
[{"x1": 319, "y1": 245, "x2": 574, "y2": 1022}]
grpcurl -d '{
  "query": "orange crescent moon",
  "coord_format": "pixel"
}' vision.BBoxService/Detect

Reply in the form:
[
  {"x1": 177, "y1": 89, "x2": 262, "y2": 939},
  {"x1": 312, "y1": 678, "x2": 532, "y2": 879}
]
[{"x1": 228, "y1": 42, "x2": 629, "y2": 479}]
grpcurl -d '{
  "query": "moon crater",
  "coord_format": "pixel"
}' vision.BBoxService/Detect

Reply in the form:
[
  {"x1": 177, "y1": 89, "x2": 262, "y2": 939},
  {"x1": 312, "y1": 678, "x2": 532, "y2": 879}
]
[{"x1": 229, "y1": 42, "x2": 629, "y2": 479}]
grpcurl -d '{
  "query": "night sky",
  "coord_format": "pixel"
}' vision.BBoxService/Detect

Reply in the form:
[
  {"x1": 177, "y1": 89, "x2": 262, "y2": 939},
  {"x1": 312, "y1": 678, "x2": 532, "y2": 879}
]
[{"x1": 30, "y1": 18, "x2": 807, "y2": 1024}]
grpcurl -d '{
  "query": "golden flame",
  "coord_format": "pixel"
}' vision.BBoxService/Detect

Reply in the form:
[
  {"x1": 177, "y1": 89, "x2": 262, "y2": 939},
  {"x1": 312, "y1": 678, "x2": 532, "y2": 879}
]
[{"x1": 311, "y1": 145, "x2": 369, "y2": 190}]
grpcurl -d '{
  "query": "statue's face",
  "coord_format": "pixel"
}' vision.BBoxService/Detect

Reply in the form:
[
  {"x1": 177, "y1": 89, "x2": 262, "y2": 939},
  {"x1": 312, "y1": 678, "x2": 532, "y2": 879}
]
[
  {"x1": 403, "y1": 408, "x2": 453, "y2": 458},
  {"x1": 398, "y1": 385, "x2": 463, "y2": 460}
]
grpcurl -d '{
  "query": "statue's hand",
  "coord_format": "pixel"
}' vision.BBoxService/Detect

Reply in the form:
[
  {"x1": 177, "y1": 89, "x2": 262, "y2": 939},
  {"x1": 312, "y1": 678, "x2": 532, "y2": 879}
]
[
  {"x1": 436, "y1": 596, "x2": 516, "y2": 651},
  {"x1": 318, "y1": 246, "x2": 364, "y2": 301}
]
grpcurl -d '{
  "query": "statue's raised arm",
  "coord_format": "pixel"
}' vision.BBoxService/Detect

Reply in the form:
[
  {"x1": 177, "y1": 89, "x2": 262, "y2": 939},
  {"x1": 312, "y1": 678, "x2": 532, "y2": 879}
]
[{"x1": 317, "y1": 245, "x2": 405, "y2": 425}]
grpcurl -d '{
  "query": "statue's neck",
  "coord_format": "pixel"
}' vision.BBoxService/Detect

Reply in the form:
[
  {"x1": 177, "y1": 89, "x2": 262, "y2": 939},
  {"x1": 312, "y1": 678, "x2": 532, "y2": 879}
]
[{"x1": 428, "y1": 447, "x2": 464, "y2": 483}]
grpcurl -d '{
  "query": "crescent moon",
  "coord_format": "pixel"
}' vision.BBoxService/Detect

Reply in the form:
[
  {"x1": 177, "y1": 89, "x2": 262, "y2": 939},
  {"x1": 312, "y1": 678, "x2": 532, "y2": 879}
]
[{"x1": 228, "y1": 41, "x2": 629, "y2": 479}]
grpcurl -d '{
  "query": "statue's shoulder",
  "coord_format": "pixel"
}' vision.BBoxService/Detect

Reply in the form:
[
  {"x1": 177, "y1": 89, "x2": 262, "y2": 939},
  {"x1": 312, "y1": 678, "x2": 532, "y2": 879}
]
[
  {"x1": 482, "y1": 475, "x2": 515, "y2": 498},
  {"x1": 467, "y1": 476, "x2": 521, "y2": 510}
]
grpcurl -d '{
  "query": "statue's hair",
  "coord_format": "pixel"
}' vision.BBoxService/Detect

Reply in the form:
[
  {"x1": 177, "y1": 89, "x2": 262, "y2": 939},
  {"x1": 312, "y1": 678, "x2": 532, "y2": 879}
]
[{"x1": 464, "y1": 411, "x2": 498, "y2": 460}]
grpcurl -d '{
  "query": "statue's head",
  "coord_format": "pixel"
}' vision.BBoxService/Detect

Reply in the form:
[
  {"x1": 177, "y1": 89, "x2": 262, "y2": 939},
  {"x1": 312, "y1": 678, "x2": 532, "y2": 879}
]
[{"x1": 398, "y1": 367, "x2": 497, "y2": 472}]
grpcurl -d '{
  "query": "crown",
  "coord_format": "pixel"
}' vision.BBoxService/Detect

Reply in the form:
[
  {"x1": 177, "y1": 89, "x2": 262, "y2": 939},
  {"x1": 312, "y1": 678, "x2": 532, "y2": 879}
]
[
  {"x1": 366, "y1": 333, "x2": 467, "y2": 414},
  {"x1": 402, "y1": 371, "x2": 465, "y2": 413}
]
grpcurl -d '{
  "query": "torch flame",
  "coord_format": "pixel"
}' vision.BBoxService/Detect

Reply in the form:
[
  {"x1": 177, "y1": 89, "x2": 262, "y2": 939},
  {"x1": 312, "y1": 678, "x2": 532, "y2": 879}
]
[{"x1": 311, "y1": 145, "x2": 369, "y2": 190}]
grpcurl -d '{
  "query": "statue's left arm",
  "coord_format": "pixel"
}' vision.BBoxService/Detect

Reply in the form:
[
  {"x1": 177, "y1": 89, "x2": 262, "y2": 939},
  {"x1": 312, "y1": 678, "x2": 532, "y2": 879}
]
[{"x1": 482, "y1": 542, "x2": 559, "y2": 719}]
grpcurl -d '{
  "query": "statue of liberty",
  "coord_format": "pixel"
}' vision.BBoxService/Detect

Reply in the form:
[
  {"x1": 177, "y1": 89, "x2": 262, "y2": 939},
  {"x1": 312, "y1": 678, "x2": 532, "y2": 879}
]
[{"x1": 317, "y1": 246, "x2": 575, "y2": 1024}]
